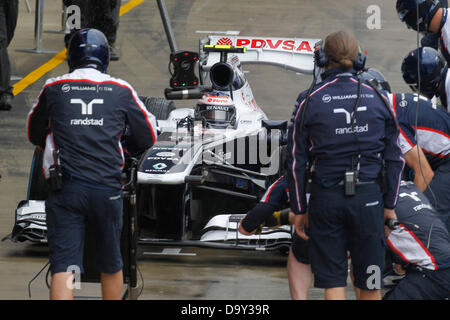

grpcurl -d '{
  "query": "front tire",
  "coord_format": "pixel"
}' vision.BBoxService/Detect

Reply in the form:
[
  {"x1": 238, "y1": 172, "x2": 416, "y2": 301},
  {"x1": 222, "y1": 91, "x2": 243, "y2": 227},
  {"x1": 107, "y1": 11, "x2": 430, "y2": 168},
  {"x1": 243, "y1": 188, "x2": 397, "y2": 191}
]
[{"x1": 139, "y1": 96, "x2": 175, "y2": 120}]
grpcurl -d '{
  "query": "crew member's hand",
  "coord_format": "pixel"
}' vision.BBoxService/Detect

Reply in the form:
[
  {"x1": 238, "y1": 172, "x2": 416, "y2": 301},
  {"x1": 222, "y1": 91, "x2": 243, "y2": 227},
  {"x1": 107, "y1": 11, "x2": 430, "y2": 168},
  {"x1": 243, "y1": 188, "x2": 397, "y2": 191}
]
[
  {"x1": 384, "y1": 225, "x2": 392, "y2": 238},
  {"x1": 238, "y1": 218, "x2": 251, "y2": 236},
  {"x1": 383, "y1": 208, "x2": 397, "y2": 238},
  {"x1": 383, "y1": 208, "x2": 397, "y2": 221},
  {"x1": 238, "y1": 217, "x2": 260, "y2": 236},
  {"x1": 288, "y1": 211, "x2": 295, "y2": 225},
  {"x1": 294, "y1": 213, "x2": 309, "y2": 241}
]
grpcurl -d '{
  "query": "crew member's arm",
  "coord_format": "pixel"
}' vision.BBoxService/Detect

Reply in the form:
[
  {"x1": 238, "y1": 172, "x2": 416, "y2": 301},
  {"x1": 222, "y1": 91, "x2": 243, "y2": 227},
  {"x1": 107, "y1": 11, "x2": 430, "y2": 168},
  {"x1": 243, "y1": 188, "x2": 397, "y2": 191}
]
[
  {"x1": 404, "y1": 146, "x2": 434, "y2": 192},
  {"x1": 387, "y1": 227, "x2": 434, "y2": 269},
  {"x1": 27, "y1": 87, "x2": 50, "y2": 149},
  {"x1": 430, "y1": 7, "x2": 450, "y2": 69},
  {"x1": 428, "y1": 7, "x2": 444, "y2": 34},
  {"x1": 239, "y1": 203, "x2": 278, "y2": 236},
  {"x1": 286, "y1": 94, "x2": 310, "y2": 216},
  {"x1": 382, "y1": 114, "x2": 405, "y2": 212},
  {"x1": 239, "y1": 176, "x2": 291, "y2": 235},
  {"x1": 124, "y1": 88, "x2": 158, "y2": 151},
  {"x1": 396, "y1": 120, "x2": 435, "y2": 192},
  {"x1": 287, "y1": 94, "x2": 311, "y2": 240}
]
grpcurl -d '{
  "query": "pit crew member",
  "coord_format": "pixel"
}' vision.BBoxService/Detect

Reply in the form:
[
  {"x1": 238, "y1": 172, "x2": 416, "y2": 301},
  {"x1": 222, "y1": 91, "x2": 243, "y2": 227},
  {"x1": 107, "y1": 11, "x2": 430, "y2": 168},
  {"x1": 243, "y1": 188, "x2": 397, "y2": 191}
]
[
  {"x1": 27, "y1": 28, "x2": 157, "y2": 300},
  {"x1": 238, "y1": 175, "x2": 312, "y2": 300},
  {"x1": 396, "y1": 0, "x2": 450, "y2": 62},
  {"x1": 399, "y1": 50, "x2": 450, "y2": 232},
  {"x1": 287, "y1": 30, "x2": 405, "y2": 300},
  {"x1": 63, "y1": 0, "x2": 121, "y2": 60},
  {"x1": 420, "y1": 1, "x2": 449, "y2": 50},
  {"x1": 402, "y1": 46, "x2": 450, "y2": 111},
  {"x1": 383, "y1": 181, "x2": 450, "y2": 300},
  {"x1": 0, "y1": 0, "x2": 18, "y2": 111},
  {"x1": 389, "y1": 92, "x2": 450, "y2": 232}
]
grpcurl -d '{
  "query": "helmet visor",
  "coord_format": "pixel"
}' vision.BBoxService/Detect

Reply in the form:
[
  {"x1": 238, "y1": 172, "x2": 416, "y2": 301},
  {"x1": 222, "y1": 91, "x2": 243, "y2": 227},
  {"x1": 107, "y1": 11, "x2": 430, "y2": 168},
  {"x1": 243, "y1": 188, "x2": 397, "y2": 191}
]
[
  {"x1": 195, "y1": 103, "x2": 236, "y2": 127},
  {"x1": 198, "y1": 108, "x2": 234, "y2": 122}
]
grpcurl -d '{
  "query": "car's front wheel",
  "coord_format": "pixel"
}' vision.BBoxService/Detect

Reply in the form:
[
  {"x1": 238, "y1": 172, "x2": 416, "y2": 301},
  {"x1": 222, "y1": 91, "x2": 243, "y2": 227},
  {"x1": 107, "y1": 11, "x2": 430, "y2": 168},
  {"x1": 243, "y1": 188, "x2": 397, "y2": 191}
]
[{"x1": 139, "y1": 96, "x2": 175, "y2": 120}]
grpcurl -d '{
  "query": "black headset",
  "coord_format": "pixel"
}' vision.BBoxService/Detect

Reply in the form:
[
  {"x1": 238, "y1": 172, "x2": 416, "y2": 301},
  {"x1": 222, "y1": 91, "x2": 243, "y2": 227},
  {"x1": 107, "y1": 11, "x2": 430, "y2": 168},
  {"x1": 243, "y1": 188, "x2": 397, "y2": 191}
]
[
  {"x1": 299, "y1": 39, "x2": 367, "y2": 134},
  {"x1": 314, "y1": 39, "x2": 367, "y2": 71}
]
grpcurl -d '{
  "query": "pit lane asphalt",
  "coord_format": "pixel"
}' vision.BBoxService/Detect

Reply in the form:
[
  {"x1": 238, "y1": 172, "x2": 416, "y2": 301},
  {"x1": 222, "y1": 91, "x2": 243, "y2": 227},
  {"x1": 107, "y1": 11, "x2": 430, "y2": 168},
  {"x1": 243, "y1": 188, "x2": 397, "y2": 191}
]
[{"x1": 0, "y1": 0, "x2": 416, "y2": 300}]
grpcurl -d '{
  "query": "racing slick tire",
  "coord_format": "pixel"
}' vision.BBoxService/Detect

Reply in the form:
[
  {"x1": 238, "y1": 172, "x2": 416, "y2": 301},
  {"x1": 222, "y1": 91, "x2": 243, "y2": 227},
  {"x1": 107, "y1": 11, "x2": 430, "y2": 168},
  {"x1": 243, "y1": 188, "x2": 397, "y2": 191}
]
[
  {"x1": 139, "y1": 96, "x2": 175, "y2": 120},
  {"x1": 27, "y1": 147, "x2": 49, "y2": 200}
]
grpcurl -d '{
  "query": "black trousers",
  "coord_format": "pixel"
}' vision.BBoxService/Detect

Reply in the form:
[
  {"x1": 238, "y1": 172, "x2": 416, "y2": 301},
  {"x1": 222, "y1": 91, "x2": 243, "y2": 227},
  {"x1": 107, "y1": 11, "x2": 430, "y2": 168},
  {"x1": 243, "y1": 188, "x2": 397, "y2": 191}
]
[
  {"x1": 0, "y1": 0, "x2": 18, "y2": 96},
  {"x1": 384, "y1": 267, "x2": 450, "y2": 300},
  {"x1": 64, "y1": 0, "x2": 121, "y2": 46}
]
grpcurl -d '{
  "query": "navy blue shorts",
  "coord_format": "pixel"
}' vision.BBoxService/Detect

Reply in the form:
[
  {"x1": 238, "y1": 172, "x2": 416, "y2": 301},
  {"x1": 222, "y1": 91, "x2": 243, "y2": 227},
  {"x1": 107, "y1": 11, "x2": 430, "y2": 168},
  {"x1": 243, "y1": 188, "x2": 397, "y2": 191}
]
[
  {"x1": 384, "y1": 267, "x2": 450, "y2": 300},
  {"x1": 46, "y1": 179, "x2": 123, "y2": 275},
  {"x1": 291, "y1": 231, "x2": 310, "y2": 264},
  {"x1": 308, "y1": 182, "x2": 385, "y2": 290}
]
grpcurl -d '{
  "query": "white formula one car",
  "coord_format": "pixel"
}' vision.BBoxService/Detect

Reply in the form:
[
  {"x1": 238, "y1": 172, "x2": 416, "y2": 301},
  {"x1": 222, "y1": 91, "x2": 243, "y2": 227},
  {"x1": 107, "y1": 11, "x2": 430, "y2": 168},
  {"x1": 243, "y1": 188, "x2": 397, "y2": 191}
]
[
  {"x1": 135, "y1": 33, "x2": 318, "y2": 252},
  {"x1": 5, "y1": 2, "x2": 319, "y2": 253}
]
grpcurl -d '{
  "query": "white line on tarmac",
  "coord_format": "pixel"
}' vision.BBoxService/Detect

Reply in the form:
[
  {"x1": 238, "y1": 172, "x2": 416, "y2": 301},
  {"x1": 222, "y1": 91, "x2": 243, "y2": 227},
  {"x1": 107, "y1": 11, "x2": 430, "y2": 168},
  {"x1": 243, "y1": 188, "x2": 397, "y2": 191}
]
[{"x1": 195, "y1": 30, "x2": 241, "y2": 35}]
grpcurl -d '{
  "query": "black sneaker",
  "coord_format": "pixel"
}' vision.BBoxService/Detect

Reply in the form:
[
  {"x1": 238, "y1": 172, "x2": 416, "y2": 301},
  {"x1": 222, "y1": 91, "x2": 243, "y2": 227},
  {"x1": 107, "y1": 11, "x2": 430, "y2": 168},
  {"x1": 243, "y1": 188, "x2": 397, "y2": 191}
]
[
  {"x1": 0, "y1": 93, "x2": 13, "y2": 111},
  {"x1": 109, "y1": 44, "x2": 120, "y2": 61}
]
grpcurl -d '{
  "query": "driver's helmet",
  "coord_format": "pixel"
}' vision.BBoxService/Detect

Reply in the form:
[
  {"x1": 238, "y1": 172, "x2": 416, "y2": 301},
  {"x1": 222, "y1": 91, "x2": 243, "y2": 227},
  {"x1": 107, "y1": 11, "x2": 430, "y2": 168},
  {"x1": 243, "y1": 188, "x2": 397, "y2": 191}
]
[{"x1": 195, "y1": 92, "x2": 237, "y2": 128}]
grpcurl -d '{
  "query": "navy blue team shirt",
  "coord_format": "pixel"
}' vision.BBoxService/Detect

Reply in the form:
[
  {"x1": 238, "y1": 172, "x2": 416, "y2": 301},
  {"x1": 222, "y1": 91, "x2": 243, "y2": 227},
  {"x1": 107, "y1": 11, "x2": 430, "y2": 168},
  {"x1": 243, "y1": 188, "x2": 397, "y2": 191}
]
[
  {"x1": 287, "y1": 67, "x2": 405, "y2": 214},
  {"x1": 389, "y1": 93, "x2": 450, "y2": 170},
  {"x1": 388, "y1": 181, "x2": 450, "y2": 271},
  {"x1": 27, "y1": 67, "x2": 158, "y2": 189}
]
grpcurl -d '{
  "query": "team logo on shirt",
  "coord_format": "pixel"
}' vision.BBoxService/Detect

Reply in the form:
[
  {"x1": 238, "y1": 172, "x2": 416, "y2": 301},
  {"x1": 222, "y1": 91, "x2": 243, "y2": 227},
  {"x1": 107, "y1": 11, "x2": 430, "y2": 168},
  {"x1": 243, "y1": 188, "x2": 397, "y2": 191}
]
[
  {"x1": 335, "y1": 124, "x2": 369, "y2": 135},
  {"x1": 322, "y1": 94, "x2": 332, "y2": 103},
  {"x1": 399, "y1": 192, "x2": 434, "y2": 211},
  {"x1": 333, "y1": 107, "x2": 369, "y2": 135},
  {"x1": 333, "y1": 107, "x2": 367, "y2": 124},
  {"x1": 70, "y1": 98, "x2": 104, "y2": 126},
  {"x1": 71, "y1": 98, "x2": 103, "y2": 115},
  {"x1": 62, "y1": 84, "x2": 71, "y2": 93}
]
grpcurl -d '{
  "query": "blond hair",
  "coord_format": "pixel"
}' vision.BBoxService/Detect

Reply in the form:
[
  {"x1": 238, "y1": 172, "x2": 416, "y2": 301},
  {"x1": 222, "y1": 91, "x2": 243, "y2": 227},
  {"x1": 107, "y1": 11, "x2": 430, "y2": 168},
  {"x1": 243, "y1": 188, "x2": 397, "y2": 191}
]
[{"x1": 324, "y1": 30, "x2": 359, "y2": 70}]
